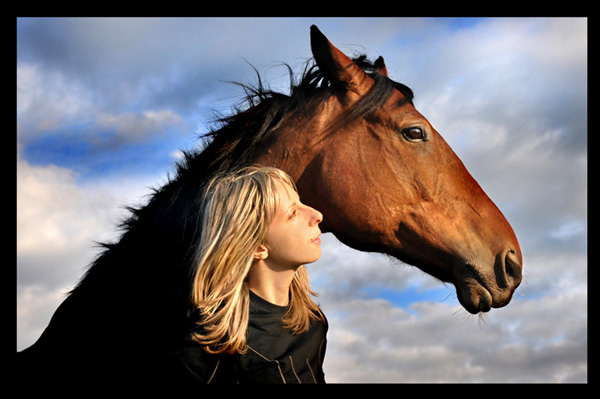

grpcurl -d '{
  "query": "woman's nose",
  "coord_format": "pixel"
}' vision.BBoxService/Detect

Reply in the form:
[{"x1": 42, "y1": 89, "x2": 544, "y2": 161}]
[{"x1": 311, "y1": 208, "x2": 323, "y2": 226}]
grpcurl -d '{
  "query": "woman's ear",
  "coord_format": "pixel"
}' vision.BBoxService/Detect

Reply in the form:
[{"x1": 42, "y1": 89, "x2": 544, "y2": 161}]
[{"x1": 254, "y1": 244, "x2": 269, "y2": 261}]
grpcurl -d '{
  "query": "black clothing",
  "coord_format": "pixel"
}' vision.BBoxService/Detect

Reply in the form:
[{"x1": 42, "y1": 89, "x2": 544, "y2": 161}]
[{"x1": 175, "y1": 290, "x2": 328, "y2": 384}]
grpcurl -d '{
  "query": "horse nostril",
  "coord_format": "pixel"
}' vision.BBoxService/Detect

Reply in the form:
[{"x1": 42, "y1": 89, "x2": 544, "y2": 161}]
[{"x1": 504, "y1": 249, "x2": 523, "y2": 288}]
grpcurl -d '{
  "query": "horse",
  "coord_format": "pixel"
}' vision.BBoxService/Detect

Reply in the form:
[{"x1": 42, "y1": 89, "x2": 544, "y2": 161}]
[{"x1": 16, "y1": 25, "x2": 522, "y2": 387}]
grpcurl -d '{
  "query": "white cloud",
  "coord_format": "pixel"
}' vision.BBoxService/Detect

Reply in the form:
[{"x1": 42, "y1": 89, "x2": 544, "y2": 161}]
[
  {"x1": 17, "y1": 62, "x2": 186, "y2": 154},
  {"x1": 94, "y1": 109, "x2": 184, "y2": 147},
  {"x1": 17, "y1": 285, "x2": 67, "y2": 352},
  {"x1": 321, "y1": 284, "x2": 586, "y2": 382},
  {"x1": 17, "y1": 63, "x2": 95, "y2": 133}
]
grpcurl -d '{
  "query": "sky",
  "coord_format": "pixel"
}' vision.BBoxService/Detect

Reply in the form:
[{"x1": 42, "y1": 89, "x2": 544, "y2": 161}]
[{"x1": 16, "y1": 17, "x2": 587, "y2": 383}]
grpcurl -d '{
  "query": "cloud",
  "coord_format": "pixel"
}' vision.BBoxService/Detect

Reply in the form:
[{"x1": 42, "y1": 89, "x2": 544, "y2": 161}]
[
  {"x1": 320, "y1": 276, "x2": 587, "y2": 383},
  {"x1": 17, "y1": 63, "x2": 95, "y2": 133},
  {"x1": 407, "y1": 18, "x2": 587, "y2": 161},
  {"x1": 93, "y1": 109, "x2": 184, "y2": 149},
  {"x1": 312, "y1": 225, "x2": 586, "y2": 382},
  {"x1": 18, "y1": 63, "x2": 185, "y2": 153}
]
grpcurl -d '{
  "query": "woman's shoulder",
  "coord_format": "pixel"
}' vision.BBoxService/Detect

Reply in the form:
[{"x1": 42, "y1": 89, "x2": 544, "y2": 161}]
[
  {"x1": 172, "y1": 311, "x2": 237, "y2": 384},
  {"x1": 176, "y1": 332, "x2": 238, "y2": 384}
]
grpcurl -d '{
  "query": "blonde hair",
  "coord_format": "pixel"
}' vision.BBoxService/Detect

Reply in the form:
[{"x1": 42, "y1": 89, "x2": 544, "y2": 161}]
[{"x1": 190, "y1": 166, "x2": 323, "y2": 354}]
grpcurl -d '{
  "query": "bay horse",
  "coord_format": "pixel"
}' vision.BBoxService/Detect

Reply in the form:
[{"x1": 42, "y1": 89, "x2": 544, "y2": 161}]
[{"x1": 17, "y1": 26, "x2": 522, "y2": 387}]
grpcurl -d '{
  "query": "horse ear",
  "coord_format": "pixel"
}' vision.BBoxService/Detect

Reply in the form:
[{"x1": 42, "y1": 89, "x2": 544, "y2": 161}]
[
  {"x1": 374, "y1": 56, "x2": 388, "y2": 77},
  {"x1": 310, "y1": 25, "x2": 373, "y2": 97}
]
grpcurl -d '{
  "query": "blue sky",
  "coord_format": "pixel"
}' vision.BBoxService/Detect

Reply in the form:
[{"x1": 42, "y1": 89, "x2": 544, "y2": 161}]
[{"x1": 17, "y1": 17, "x2": 587, "y2": 382}]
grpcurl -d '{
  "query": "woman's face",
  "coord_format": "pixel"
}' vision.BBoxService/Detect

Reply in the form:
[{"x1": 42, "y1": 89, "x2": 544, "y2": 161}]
[{"x1": 262, "y1": 180, "x2": 323, "y2": 269}]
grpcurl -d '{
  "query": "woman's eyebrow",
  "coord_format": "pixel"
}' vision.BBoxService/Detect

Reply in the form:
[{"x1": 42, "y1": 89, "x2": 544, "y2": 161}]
[{"x1": 286, "y1": 202, "x2": 298, "y2": 214}]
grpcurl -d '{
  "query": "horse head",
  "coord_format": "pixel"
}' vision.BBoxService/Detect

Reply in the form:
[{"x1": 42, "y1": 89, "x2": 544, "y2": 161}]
[{"x1": 253, "y1": 26, "x2": 522, "y2": 314}]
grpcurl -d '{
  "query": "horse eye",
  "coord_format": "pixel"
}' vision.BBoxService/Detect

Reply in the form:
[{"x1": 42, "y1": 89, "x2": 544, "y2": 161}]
[{"x1": 402, "y1": 127, "x2": 425, "y2": 142}]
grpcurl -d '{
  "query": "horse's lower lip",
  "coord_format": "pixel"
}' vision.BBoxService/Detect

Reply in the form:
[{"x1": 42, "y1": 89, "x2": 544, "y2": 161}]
[
  {"x1": 457, "y1": 283, "x2": 493, "y2": 314},
  {"x1": 455, "y1": 265, "x2": 493, "y2": 314}
]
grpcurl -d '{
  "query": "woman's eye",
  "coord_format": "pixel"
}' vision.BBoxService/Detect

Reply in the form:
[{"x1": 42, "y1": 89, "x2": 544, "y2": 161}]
[
  {"x1": 402, "y1": 127, "x2": 425, "y2": 142},
  {"x1": 289, "y1": 209, "x2": 297, "y2": 219}
]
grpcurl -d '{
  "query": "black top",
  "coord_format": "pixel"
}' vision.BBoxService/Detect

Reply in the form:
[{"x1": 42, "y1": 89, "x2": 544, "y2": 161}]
[{"x1": 175, "y1": 290, "x2": 328, "y2": 384}]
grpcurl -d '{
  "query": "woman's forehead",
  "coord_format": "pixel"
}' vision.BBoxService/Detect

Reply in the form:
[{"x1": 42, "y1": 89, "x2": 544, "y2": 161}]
[{"x1": 274, "y1": 179, "x2": 299, "y2": 205}]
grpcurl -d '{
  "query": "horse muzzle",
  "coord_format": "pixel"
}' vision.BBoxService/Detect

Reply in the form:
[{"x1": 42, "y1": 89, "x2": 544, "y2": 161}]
[{"x1": 454, "y1": 248, "x2": 523, "y2": 314}]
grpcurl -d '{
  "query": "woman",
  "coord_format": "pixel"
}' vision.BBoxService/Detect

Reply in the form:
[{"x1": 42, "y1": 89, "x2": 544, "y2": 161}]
[{"x1": 175, "y1": 166, "x2": 327, "y2": 384}]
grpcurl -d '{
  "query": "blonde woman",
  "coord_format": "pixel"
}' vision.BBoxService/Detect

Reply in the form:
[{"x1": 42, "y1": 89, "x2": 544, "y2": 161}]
[{"x1": 175, "y1": 166, "x2": 327, "y2": 384}]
